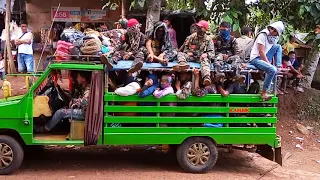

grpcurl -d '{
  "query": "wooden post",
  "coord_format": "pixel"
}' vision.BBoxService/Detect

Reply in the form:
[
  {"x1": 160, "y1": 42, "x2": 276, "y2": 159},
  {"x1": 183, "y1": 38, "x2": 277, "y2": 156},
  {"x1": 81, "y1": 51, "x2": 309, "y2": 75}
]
[{"x1": 5, "y1": 0, "x2": 16, "y2": 74}]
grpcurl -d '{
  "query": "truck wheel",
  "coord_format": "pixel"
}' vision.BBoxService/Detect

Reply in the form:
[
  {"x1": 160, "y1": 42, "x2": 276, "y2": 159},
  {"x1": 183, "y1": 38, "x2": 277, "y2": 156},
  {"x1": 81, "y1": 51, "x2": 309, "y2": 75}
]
[
  {"x1": 176, "y1": 137, "x2": 218, "y2": 173},
  {"x1": 0, "y1": 135, "x2": 24, "y2": 175}
]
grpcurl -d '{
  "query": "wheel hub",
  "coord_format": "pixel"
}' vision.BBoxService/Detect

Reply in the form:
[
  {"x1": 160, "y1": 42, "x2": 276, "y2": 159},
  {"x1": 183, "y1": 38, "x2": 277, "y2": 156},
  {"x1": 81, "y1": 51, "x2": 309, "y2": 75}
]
[
  {"x1": 0, "y1": 143, "x2": 14, "y2": 169},
  {"x1": 187, "y1": 143, "x2": 210, "y2": 166}
]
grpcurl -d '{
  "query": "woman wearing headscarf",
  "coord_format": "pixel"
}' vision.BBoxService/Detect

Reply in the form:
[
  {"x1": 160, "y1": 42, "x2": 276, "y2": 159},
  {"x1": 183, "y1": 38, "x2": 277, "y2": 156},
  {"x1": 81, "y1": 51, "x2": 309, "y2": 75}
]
[{"x1": 145, "y1": 21, "x2": 177, "y2": 66}]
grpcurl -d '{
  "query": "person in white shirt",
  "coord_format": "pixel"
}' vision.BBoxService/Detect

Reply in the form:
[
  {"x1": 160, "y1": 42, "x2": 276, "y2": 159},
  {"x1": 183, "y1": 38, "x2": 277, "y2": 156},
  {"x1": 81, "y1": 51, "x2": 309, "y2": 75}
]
[
  {"x1": 248, "y1": 21, "x2": 285, "y2": 101},
  {"x1": 14, "y1": 20, "x2": 34, "y2": 73}
]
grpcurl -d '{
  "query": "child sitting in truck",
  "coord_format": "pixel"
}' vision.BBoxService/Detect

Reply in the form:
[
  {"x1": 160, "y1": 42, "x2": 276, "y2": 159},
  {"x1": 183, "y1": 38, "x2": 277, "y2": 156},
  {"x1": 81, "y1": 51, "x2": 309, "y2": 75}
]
[
  {"x1": 154, "y1": 74, "x2": 174, "y2": 98},
  {"x1": 146, "y1": 21, "x2": 177, "y2": 66},
  {"x1": 154, "y1": 74, "x2": 176, "y2": 117}
]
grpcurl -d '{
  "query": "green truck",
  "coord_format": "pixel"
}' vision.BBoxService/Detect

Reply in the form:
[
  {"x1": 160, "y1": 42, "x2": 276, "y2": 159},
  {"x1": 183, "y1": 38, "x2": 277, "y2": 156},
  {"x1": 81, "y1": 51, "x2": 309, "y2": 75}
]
[{"x1": 0, "y1": 61, "x2": 282, "y2": 175}]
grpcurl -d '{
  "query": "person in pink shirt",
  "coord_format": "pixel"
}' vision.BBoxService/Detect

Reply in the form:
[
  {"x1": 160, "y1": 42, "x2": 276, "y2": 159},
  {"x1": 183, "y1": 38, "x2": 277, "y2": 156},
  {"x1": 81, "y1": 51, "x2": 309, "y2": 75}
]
[
  {"x1": 154, "y1": 74, "x2": 174, "y2": 98},
  {"x1": 163, "y1": 17, "x2": 178, "y2": 49},
  {"x1": 153, "y1": 74, "x2": 176, "y2": 117}
]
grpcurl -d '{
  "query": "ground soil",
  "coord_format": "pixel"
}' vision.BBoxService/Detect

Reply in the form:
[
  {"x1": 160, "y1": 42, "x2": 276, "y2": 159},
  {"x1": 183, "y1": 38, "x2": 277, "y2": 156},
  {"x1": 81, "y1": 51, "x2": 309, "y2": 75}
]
[{"x1": 0, "y1": 76, "x2": 319, "y2": 180}]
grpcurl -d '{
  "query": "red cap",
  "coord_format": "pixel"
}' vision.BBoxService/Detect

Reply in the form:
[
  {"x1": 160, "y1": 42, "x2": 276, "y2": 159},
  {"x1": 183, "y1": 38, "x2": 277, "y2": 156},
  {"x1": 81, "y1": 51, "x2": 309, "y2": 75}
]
[
  {"x1": 196, "y1": 20, "x2": 209, "y2": 30},
  {"x1": 127, "y1": 18, "x2": 139, "y2": 28}
]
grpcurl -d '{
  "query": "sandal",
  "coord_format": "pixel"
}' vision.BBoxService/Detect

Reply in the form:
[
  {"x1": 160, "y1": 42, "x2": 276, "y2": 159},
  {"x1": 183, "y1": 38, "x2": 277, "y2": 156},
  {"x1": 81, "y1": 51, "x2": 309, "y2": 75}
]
[{"x1": 261, "y1": 95, "x2": 272, "y2": 102}]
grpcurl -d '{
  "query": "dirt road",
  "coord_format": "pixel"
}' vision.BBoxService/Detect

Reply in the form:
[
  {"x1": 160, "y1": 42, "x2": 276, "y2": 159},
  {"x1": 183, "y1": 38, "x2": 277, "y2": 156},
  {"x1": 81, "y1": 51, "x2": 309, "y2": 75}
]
[{"x1": 3, "y1": 145, "x2": 320, "y2": 180}]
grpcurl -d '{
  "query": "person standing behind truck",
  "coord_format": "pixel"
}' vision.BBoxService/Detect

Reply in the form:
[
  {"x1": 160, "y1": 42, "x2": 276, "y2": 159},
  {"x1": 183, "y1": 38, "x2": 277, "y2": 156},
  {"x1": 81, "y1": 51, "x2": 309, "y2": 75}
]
[
  {"x1": 163, "y1": 17, "x2": 178, "y2": 50},
  {"x1": 14, "y1": 20, "x2": 34, "y2": 74}
]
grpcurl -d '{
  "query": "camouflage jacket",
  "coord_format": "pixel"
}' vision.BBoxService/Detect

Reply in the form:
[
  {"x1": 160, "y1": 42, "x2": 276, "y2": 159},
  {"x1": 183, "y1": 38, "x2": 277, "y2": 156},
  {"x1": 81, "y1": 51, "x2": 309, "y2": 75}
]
[
  {"x1": 176, "y1": 81, "x2": 192, "y2": 100},
  {"x1": 182, "y1": 33, "x2": 215, "y2": 59},
  {"x1": 213, "y1": 35, "x2": 240, "y2": 60},
  {"x1": 102, "y1": 29, "x2": 127, "y2": 51},
  {"x1": 71, "y1": 85, "x2": 90, "y2": 113}
]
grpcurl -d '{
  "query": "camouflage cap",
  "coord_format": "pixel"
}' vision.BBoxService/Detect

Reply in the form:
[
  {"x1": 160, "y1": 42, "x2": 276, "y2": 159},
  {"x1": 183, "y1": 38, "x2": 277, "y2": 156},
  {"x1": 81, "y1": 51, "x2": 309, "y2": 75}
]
[{"x1": 115, "y1": 18, "x2": 128, "y2": 29}]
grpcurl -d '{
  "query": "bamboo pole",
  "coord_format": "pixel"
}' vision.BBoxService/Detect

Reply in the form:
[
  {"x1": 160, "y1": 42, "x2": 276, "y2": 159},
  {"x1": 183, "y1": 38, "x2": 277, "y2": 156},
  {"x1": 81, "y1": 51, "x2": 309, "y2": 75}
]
[{"x1": 5, "y1": 0, "x2": 16, "y2": 74}]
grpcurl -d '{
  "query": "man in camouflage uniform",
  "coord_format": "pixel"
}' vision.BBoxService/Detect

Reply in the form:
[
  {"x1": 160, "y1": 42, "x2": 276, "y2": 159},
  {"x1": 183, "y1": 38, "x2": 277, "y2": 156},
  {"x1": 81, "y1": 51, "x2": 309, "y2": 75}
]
[
  {"x1": 102, "y1": 19, "x2": 147, "y2": 73},
  {"x1": 173, "y1": 20, "x2": 215, "y2": 86},
  {"x1": 213, "y1": 22, "x2": 240, "y2": 78}
]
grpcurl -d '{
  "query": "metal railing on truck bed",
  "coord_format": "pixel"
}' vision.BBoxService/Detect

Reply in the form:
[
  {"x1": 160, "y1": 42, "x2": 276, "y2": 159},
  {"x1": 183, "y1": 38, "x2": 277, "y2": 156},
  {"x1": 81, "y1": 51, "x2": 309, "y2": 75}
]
[{"x1": 103, "y1": 93, "x2": 279, "y2": 148}]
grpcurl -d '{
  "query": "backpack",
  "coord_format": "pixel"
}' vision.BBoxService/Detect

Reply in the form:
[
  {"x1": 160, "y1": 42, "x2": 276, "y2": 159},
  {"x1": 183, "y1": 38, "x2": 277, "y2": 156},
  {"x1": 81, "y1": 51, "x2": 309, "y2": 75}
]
[{"x1": 240, "y1": 32, "x2": 267, "y2": 63}]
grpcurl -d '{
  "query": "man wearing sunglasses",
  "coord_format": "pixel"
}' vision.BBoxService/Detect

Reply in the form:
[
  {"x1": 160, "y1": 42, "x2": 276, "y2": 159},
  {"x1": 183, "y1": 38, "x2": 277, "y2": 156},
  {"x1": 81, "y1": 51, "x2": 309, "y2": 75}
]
[
  {"x1": 249, "y1": 21, "x2": 285, "y2": 101},
  {"x1": 15, "y1": 20, "x2": 34, "y2": 75}
]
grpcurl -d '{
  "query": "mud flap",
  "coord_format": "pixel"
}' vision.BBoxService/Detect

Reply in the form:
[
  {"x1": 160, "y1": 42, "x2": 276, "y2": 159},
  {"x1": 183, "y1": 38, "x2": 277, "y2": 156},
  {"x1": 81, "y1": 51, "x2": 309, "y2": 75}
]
[
  {"x1": 256, "y1": 145, "x2": 274, "y2": 161},
  {"x1": 275, "y1": 147, "x2": 282, "y2": 166}
]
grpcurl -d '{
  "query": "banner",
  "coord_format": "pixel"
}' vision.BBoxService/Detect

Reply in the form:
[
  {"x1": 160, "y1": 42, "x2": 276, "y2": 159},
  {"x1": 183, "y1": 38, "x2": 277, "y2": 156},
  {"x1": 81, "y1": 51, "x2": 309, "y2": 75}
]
[
  {"x1": 81, "y1": 9, "x2": 107, "y2": 22},
  {"x1": 51, "y1": 7, "x2": 81, "y2": 22}
]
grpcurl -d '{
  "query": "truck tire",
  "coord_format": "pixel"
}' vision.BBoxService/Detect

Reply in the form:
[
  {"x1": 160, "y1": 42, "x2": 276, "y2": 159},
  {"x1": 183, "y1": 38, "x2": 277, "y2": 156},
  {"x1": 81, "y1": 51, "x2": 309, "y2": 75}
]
[
  {"x1": 176, "y1": 137, "x2": 218, "y2": 173},
  {"x1": 0, "y1": 135, "x2": 24, "y2": 175}
]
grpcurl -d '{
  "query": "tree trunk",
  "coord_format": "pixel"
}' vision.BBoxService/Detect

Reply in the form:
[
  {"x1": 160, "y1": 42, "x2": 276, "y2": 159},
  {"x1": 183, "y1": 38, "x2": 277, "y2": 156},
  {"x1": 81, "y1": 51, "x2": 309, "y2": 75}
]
[
  {"x1": 5, "y1": 0, "x2": 16, "y2": 74},
  {"x1": 121, "y1": 0, "x2": 127, "y2": 18},
  {"x1": 145, "y1": 0, "x2": 161, "y2": 33},
  {"x1": 302, "y1": 47, "x2": 320, "y2": 88}
]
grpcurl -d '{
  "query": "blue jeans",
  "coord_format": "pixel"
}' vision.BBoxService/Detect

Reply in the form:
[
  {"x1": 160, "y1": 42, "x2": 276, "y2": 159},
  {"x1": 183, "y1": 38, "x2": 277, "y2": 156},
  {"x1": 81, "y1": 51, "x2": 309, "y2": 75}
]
[
  {"x1": 250, "y1": 44, "x2": 282, "y2": 91},
  {"x1": 18, "y1": 53, "x2": 34, "y2": 73},
  {"x1": 45, "y1": 108, "x2": 84, "y2": 131}
]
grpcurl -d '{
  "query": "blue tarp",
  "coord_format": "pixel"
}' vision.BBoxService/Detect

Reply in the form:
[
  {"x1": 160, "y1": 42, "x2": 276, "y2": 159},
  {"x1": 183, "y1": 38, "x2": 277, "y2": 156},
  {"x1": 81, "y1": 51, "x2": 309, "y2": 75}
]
[{"x1": 111, "y1": 60, "x2": 258, "y2": 71}]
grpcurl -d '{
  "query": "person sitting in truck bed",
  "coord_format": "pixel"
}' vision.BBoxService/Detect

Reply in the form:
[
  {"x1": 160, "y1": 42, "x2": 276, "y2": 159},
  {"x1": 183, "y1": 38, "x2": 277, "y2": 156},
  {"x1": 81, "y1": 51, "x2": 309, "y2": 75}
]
[
  {"x1": 102, "y1": 18, "x2": 147, "y2": 74},
  {"x1": 34, "y1": 71, "x2": 91, "y2": 133},
  {"x1": 213, "y1": 21, "x2": 241, "y2": 80},
  {"x1": 175, "y1": 71, "x2": 192, "y2": 100},
  {"x1": 193, "y1": 68, "x2": 218, "y2": 97},
  {"x1": 173, "y1": 20, "x2": 215, "y2": 86},
  {"x1": 100, "y1": 18, "x2": 128, "y2": 67},
  {"x1": 217, "y1": 75, "x2": 246, "y2": 97},
  {"x1": 145, "y1": 21, "x2": 177, "y2": 66}
]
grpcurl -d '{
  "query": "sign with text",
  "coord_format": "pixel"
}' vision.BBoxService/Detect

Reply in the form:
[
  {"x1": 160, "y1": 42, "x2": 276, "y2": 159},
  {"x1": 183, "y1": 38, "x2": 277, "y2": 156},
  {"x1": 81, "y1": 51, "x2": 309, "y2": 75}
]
[
  {"x1": 51, "y1": 7, "x2": 81, "y2": 22},
  {"x1": 81, "y1": 9, "x2": 107, "y2": 22}
]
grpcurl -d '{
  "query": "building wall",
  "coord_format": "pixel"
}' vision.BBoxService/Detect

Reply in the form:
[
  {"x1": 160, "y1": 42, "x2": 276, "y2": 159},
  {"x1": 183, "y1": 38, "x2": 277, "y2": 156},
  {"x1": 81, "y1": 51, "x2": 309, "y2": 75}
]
[
  {"x1": 25, "y1": 0, "x2": 121, "y2": 71},
  {"x1": 25, "y1": 0, "x2": 121, "y2": 32}
]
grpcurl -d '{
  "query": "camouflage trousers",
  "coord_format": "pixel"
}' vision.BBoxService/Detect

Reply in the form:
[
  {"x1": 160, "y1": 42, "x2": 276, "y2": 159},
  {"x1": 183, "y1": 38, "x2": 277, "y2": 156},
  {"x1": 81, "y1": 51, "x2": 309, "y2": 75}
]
[
  {"x1": 146, "y1": 49, "x2": 177, "y2": 62},
  {"x1": 214, "y1": 55, "x2": 242, "y2": 74},
  {"x1": 177, "y1": 52, "x2": 211, "y2": 79},
  {"x1": 111, "y1": 46, "x2": 147, "y2": 69}
]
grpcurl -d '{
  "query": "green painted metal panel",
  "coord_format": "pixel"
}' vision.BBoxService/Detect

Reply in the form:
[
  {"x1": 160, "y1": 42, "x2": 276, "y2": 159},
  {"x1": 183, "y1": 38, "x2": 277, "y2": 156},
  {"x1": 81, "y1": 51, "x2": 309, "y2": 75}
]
[
  {"x1": 104, "y1": 94, "x2": 278, "y2": 103},
  {"x1": 49, "y1": 63, "x2": 104, "y2": 71},
  {"x1": 104, "y1": 116, "x2": 277, "y2": 124},
  {"x1": 104, "y1": 134, "x2": 276, "y2": 146},
  {"x1": 32, "y1": 140, "x2": 84, "y2": 145},
  {"x1": 104, "y1": 106, "x2": 277, "y2": 113},
  {"x1": 103, "y1": 127, "x2": 276, "y2": 146},
  {"x1": 103, "y1": 127, "x2": 276, "y2": 134}
]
